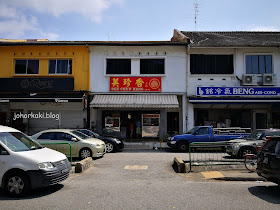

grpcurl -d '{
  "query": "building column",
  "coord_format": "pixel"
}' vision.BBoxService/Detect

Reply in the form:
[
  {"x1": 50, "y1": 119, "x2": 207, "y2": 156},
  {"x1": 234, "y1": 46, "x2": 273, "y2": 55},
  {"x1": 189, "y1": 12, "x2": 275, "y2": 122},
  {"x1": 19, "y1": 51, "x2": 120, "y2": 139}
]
[
  {"x1": 187, "y1": 100, "x2": 194, "y2": 131},
  {"x1": 160, "y1": 109, "x2": 166, "y2": 138},
  {"x1": 182, "y1": 94, "x2": 187, "y2": 133}
]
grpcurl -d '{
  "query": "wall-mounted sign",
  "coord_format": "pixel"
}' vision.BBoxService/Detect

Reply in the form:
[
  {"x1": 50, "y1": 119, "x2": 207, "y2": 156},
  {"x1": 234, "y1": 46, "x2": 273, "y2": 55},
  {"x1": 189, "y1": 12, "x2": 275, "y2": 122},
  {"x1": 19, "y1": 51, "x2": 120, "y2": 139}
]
[
  {"x1": 197, "y1": 87, "x2": 280, "y2": 96},
  {"x1": 110, "y1": 77, "x2": 161, "y2": 92},
  {"x1": 0, "y1": 78, "x2": 74, "y2": 92}
]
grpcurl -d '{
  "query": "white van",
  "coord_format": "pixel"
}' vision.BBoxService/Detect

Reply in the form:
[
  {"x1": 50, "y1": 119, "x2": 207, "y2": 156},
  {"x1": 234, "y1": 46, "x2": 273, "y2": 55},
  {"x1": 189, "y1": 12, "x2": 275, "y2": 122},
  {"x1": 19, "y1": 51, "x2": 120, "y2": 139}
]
[{"x1": 0, "y1": 125, "x2": 71, "y2": 197}]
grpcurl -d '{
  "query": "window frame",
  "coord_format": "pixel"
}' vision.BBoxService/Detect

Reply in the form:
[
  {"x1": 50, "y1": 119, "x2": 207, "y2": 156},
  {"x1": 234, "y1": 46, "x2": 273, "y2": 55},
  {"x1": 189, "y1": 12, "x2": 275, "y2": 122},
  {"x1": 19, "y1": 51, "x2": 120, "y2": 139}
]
[
  {"x1": 140, "y1": 58, "x2": 166, "y2": 75},
  {"x1": 105, "y1": 58, "x2": 132, "y2": 75},
  {"x1": 104, "y1": 57, "x2": 167, "y2": 77},
  {"x1": 244, "y1": 53, "x2": 274, "y2": 75},
  {"x1": 14, "y1": 59, "x2": 39, "y2": 75},
  {"x1": 48, "y1": 59, "x2": 73, "y2": 75},
  {"x1": 190, "y1": 54, "x2": 234, "y2": 75}
]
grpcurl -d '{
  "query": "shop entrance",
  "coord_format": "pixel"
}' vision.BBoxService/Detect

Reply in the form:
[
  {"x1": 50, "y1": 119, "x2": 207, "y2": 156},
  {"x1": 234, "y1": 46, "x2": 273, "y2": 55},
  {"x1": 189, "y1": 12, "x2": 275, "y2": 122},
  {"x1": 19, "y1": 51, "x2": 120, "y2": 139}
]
[
  {"x1": 256, "y1": 113, "x2": 268, "y2": 129},
  {"x1": 102, "y1": 110, "x2": 160, "y2": 139},
  {"x1": 194, "y1": 108, "x2": 251, "y2": 128},
  {"x1": 167, "y1": 112, "x2": 179, "y2": 135}
]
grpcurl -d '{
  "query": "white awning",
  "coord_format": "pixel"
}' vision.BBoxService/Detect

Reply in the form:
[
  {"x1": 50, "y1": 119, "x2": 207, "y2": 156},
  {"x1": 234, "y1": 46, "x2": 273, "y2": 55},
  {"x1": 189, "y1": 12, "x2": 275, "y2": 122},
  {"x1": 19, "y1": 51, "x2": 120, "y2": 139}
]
[{"x1": 90, "y1": 95, "x2": 179, "y2": 108}]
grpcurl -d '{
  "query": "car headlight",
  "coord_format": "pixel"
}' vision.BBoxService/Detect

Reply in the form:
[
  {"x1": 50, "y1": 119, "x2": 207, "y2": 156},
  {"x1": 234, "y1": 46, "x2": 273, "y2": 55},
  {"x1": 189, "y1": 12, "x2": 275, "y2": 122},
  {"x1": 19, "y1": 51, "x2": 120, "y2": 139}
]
[
  {"x1": 91, "y1": 142, "x2": 101, "y2": 147},
  {"x1": 171, "y1": 137, "x2": 174, "y2": 140},
  {"x1": 114, "y1": 139, "x2": 121, "y2": 144},
  {"x1": 38, "y1": 162, "x2": 54, "y2": 169},
  {"x1": 232, "y1": 144, "x2": 240, "y2": 150}
]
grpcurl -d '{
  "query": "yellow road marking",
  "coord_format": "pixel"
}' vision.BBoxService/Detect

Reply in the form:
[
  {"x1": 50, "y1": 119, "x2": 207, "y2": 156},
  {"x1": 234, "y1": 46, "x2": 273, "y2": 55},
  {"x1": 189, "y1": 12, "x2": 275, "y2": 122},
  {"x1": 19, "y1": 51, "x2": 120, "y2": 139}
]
[
  {"x1": 201, "y1": 171, "x2": 224, "y2": 178},
  {"x1": 124, "y1": 165, "x2": 148, "y2": 170}
]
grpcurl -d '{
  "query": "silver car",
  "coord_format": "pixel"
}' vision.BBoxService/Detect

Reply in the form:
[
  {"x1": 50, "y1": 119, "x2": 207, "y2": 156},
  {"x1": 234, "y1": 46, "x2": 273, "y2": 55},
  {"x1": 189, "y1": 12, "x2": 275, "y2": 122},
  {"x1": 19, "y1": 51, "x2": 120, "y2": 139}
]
[
  {"x1": 32, "y1": 129, "x2": 105, "y2": 160},
  {"x1": 226, "y1": 129, "x2": 280, "y2": 158}
]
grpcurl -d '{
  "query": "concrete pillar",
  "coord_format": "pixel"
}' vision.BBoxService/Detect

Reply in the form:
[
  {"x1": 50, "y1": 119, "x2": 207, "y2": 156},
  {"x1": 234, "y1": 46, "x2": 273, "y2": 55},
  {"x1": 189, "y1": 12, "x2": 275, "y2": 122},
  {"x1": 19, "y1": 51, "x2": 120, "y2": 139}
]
[
  {"x1": 182, "y1": 94, "x2": 187, "y2": 133},
  {"x1": 160, "y1": 109, "x2": 166, "y2": 138},
  {"x1": 187, "y1": 101, "x2": 194, "y2": 131}
]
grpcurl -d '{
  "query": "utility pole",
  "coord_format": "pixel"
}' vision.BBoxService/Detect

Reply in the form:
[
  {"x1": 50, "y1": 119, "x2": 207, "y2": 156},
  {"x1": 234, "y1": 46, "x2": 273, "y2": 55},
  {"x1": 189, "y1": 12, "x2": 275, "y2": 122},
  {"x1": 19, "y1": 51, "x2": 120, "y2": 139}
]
[{"x1": 194, "y1": 1, "x2": 199, "y2": 31}]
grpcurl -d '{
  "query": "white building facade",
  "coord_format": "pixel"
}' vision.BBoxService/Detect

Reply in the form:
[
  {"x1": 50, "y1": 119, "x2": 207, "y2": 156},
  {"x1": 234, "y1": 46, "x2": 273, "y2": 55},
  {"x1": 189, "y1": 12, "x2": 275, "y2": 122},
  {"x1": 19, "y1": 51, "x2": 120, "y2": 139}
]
[
  {"x1": 173, "y1": 30, "x2": 280, "y2": 131},
  {"x1": 89, "y1": 42, "x2": 187, "y2": 139}
]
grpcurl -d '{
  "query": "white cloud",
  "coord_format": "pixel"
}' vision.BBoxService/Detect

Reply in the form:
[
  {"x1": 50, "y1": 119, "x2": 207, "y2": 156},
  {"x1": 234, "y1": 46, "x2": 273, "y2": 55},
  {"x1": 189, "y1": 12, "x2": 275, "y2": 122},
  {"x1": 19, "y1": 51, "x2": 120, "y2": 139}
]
[
  {"x1": 248, "y1": 24, "x2": 280, "y2": 32},
  {"x1": 0, "y1": 15, "x2": 38, "y2": 38},
  {"x1": 3, "y1": 0, "x2": 124, "y2": 23},
  {"x1": 0, "y1": 2, "x2": 60, "y2": 40}
]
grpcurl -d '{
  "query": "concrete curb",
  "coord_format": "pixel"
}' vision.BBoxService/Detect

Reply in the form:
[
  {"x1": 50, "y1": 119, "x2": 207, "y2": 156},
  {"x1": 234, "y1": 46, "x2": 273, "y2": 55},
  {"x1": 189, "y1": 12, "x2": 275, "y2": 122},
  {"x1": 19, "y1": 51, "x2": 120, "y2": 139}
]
[
  {"x1": 74, "y1": 157, "x2": 94, "y2": 173},
  {"x1": 213, "y1": 177, "x2": 266, "y2": 182},
  {"x1": 173, "y1": 157, "x2": 188, "y2": 173}
]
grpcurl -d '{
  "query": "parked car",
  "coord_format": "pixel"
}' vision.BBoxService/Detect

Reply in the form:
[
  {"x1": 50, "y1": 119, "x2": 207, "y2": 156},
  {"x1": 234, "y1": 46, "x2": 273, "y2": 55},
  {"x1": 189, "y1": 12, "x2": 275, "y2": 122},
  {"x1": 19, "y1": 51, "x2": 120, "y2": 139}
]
[
  {"x1": 76, "y1": 129, "x2": 124, "y2": 153},
  {"x1": 32, "y1": 129, "x2": 105, "y2": 160},
  {"x1": 0, "y1": 125, "x2": 71, "y2": 197},
  {"x1": 257, "y1": 136, "x2": 280, "y2": 186},
  {"x1": 226, "y1": 129, "x2": 280, "y2": 158},
  {"x1": 167, "y1": 126, "x2": 250, "y2": 152}
]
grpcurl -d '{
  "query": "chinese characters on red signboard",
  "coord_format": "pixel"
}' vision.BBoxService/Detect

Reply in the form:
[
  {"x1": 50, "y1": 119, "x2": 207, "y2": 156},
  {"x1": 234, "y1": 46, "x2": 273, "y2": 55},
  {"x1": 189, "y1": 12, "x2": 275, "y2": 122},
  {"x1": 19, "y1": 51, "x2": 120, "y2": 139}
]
[{"x1": 110, "y1": 77, "x2": 161, "y2": 92}]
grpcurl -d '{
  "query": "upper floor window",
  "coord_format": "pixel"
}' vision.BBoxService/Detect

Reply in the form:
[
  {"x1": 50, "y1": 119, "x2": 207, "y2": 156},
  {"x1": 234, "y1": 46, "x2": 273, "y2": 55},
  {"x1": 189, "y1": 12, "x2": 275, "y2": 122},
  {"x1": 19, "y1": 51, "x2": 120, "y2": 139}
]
[
  {"x1": 49, "y1": 59, "x2": 72, "y2": 74},
  {"x1": 190, "y1": 54, "x2": 234, "y2": 74},
  {"x1": 15, "y1": 60, "x2": 39, "y2": 74},
  {"x1": 245, "y1": 55, "x2": 272, "y2": 74},
  {"x1": 106, "y1": 59, "x2": 131, "y2": 74},
  {"x1": 140, "y1": 59, "x2": 165, "y2": 74}
]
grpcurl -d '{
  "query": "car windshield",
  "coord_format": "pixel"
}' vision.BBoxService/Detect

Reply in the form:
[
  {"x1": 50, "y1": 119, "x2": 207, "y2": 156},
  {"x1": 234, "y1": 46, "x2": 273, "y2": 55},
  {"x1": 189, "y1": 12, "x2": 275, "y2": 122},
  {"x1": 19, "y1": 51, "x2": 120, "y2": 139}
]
[
  {"x1": 78, "y1": 129, "x2": 100, "y2": 138},
  {"x1": 187, "y1": 126, "x2": 198, "y2": 134},
  {"x1": 71, "y1": 131, "x2": 89, "y2": 140},
  {"x1": 246, "y1": 130, "x2": 264, "y2": 140},
  {"x1": 0, "y1": 132, "x2": 42, "y2": 152}
]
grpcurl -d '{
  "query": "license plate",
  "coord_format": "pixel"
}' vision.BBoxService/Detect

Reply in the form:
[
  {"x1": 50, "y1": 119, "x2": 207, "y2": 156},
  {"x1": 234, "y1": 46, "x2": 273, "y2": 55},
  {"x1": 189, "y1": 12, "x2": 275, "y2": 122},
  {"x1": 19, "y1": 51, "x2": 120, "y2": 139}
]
[{"x1": 61, "y1": 168, "x2": 69, "y2": 174}]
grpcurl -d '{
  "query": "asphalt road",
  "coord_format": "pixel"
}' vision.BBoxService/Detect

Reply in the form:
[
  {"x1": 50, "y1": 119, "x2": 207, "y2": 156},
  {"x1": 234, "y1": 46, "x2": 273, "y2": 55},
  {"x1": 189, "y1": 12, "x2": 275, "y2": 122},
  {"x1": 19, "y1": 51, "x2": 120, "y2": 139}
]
[{"x1": 0, "y1": 149, "x2": 280, "y2": 209}]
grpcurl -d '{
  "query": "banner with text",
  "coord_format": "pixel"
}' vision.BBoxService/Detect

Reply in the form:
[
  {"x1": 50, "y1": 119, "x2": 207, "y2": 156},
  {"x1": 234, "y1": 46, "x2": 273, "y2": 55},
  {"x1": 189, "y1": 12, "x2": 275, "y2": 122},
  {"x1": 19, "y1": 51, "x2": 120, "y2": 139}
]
[
  {"x1": 197, "y1": 87, "x2": 280, "y2": 96},
  {"x1": 110, "y1": 77, "x2": 161, "y2": 92}
]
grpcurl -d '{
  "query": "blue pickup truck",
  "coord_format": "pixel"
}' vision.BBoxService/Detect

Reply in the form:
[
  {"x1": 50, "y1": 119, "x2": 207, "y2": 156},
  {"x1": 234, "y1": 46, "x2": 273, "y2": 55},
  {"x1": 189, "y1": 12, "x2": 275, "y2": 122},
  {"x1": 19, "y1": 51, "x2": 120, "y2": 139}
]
[{"x1": 167, "y1": 126, "x2": 250, "y2": 152}]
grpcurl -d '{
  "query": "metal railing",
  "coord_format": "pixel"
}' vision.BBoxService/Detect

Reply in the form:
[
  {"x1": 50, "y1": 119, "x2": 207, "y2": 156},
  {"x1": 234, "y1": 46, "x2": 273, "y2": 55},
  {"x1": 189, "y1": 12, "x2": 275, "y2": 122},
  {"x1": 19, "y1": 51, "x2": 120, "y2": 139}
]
[
  {"x1": 40, "y1": 142, "x2": 72, "y2": 165},
  {"x1": 188, "y1": 142, "x2": 243, "y2": 172}
]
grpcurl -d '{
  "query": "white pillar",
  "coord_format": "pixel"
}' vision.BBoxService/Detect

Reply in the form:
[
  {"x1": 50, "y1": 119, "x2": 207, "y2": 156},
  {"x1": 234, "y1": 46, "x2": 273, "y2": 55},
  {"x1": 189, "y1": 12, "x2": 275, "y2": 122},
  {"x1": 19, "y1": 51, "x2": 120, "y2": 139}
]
[
  {"x1": 187, "y1": 101, "x2": 194, "y2": 131},
  {"x1": 182, "y1": 94, "x2": 187, "y2": 133}
]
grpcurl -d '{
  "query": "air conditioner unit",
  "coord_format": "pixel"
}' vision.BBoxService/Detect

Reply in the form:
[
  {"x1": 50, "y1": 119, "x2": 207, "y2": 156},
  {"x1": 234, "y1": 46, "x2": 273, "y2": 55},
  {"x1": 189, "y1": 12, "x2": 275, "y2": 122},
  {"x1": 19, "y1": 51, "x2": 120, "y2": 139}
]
[
  {"x1": 263, "y1": 74, "x2": 277, "y2": 86},
  {"x1": 242, "y1": 74, "x2": 258, "y2": 86}
]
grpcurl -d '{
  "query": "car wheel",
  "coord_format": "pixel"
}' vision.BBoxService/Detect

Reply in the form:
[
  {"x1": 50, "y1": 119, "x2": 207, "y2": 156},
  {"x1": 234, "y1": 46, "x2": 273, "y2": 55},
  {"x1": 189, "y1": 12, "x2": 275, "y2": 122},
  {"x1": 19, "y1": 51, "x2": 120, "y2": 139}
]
[
  {"x1": 105, "y1": 142, "x2": 115, "y2": 153},
  {"x1": 239, "y1": 147, "x2": 256, "y2": 159},
  {"x1": 5, "y1": 172, "x2": 30, "y2": 197},
  {"x1": 177, "y1": 142, "x2": 189, "y2": 152},
  {"x1": 79, "y1": 148, "x2": 92, "y2": 159}
]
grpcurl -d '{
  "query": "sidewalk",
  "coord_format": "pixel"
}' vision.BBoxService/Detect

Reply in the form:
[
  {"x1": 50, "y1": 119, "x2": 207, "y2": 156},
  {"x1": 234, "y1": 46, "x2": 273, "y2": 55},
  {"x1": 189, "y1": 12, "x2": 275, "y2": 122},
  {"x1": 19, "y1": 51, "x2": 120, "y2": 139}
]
[{"x1": 181, "y1": 169, "x2": 266, "y2": 182}]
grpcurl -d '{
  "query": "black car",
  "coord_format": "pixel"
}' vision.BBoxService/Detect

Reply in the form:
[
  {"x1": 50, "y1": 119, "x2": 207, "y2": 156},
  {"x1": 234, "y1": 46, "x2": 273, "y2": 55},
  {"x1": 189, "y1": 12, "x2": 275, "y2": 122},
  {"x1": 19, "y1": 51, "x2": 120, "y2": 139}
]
[
  {"x1": 257, "y1": 136, "x2": 280, "y2": 186},
  {"x1": 77, "y1": 129, "x2": 124, "y2": 153}
]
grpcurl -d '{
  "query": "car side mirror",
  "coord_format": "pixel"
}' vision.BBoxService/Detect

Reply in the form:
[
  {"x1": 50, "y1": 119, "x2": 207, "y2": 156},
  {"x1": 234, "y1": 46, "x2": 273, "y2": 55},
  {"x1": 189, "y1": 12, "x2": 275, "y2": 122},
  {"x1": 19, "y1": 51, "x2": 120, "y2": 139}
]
[{"x1": 71, "y1": 137, "x2": 78, "y2": 142}]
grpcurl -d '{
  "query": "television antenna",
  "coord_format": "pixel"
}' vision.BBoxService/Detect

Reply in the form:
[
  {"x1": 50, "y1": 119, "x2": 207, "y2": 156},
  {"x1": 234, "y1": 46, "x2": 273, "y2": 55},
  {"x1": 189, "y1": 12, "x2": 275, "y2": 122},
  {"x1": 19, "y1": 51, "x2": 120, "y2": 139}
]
[{"x1": 194, "y1": 1, "x2": 199, "y2": 31}]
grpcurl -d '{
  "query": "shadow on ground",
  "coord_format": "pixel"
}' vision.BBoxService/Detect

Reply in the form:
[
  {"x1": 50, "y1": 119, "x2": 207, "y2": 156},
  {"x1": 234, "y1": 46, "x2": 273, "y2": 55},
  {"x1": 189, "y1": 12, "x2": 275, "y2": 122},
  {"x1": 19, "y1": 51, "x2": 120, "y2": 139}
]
[
  {"x1": 0, "y1": 184, "x2": 64, "y2": 200},
  {"x1": 248, "y1": 185, "x2": 280, "y2": 204}
]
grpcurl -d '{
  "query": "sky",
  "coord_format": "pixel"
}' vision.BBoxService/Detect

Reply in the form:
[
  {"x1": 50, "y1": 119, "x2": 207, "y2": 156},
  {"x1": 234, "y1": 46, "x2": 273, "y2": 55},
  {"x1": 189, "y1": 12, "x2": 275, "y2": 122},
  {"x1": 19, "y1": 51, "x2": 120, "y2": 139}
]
[{"x1": 0, "y1": 0, "x2": 279, "y2": 41}]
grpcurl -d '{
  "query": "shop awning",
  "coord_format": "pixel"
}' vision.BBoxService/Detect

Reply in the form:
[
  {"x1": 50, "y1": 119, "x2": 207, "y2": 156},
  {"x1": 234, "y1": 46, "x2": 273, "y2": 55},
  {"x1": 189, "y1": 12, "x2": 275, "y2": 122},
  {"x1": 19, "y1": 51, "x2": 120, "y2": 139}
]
[{"x1": 90, "y1": 95, "x2": 179, "y2": 108}]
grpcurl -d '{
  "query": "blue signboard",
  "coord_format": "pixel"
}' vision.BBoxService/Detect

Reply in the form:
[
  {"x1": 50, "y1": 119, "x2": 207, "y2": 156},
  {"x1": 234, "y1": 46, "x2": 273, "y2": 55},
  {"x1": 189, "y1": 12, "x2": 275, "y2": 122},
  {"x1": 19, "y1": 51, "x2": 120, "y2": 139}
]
[{"x1": 197, "y1": 87, "x2": 280, "y2": 96}]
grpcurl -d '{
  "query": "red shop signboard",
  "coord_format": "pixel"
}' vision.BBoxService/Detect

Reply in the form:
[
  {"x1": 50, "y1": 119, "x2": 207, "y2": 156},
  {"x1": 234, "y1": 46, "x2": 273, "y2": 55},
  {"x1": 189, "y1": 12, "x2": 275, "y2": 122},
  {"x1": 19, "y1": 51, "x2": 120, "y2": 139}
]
[{"x1": 110, "y1": 77, "x2": 161, "y2": 92}]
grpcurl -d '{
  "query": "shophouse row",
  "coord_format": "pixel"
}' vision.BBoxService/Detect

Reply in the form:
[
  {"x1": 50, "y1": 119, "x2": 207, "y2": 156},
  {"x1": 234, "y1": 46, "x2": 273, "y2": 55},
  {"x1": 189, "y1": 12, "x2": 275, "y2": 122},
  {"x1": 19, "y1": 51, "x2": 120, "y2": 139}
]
[{"x1": 0, "y1": 30, "x2": 280, "y2": 139}]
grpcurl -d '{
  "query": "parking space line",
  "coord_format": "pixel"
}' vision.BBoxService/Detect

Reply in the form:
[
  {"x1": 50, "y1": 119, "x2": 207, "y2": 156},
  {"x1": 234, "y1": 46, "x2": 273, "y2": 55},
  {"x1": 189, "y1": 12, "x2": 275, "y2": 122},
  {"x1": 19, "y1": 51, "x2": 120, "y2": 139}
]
[
  {"x1": 201, "y1": 171, "x2": 224, "y2": 179},
  {"x1": 124, "y1": 165, "x2": 148, "y2": 170}
]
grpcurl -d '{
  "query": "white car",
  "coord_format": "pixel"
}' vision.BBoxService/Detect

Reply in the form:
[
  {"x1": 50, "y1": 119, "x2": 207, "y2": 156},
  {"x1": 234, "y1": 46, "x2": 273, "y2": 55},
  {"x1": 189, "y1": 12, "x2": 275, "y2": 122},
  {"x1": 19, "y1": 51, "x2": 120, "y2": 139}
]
[
  {"x1": 0, "y1": 125, "x2": 71, "y2": 197},
  {"x1": 32, "y1": 129, "x2": 106, "y2": 159}
]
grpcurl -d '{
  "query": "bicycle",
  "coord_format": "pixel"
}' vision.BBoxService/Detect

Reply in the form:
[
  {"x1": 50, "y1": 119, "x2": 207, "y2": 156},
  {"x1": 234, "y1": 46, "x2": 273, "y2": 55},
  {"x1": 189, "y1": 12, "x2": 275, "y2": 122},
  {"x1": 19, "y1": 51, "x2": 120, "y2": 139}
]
[{"x1": 244, "y1": 153, "x2": 258, "y2": 172}]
